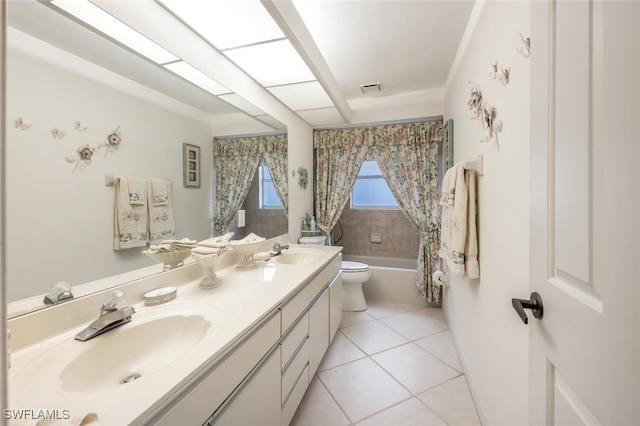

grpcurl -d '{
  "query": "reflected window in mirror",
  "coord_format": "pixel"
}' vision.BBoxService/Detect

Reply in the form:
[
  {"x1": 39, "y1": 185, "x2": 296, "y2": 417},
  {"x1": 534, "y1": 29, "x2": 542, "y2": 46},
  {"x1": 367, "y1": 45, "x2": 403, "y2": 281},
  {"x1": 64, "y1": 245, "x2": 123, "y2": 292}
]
[{"x1": 259, "y1": 165, "x2": 283, "y2": 209}]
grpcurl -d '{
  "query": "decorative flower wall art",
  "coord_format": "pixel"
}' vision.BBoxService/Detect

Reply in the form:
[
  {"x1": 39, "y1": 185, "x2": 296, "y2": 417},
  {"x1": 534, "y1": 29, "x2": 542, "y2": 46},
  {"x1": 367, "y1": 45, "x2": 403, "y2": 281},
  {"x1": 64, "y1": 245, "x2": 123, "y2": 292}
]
[
  {"x1": 64, "y1": 125, "x2": 122, "y2": 173},
  {"x1": 74, "y1": 120, "x2": 89, "y2": 132},
  {"x1": 14, "y1": 117, "x2": 32, "y2": 130},
  {"x1": 51, "y1": 128, "x2": 67, "y2": 139},
  {"x1": 467, "y1": 81, "x2": 484, "y2": 120},
  {"x1": 487, "y1": 61, "x2": 510, "y2": 86},
  {"x1": 518, "y1": 33, "x2": 531, "y2": 57},
  {"x1": 468, "y1": 82, "x2": 503, "y2": 149}
]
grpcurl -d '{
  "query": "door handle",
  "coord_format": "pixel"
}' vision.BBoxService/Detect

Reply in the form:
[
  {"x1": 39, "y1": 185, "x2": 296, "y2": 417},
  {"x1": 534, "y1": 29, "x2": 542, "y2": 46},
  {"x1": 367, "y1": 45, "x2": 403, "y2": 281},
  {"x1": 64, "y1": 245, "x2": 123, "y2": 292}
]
[{"x1": 511, "y1": 292, "x2": 543, "y2": 324}]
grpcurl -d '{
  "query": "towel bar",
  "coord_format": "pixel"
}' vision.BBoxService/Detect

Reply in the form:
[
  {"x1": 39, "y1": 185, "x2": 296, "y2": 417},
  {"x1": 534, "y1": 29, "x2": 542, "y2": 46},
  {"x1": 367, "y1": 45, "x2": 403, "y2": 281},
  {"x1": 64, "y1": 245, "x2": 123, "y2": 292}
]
[{"x1": 463, "y1": 154, "x2": 483, "y2": 176}]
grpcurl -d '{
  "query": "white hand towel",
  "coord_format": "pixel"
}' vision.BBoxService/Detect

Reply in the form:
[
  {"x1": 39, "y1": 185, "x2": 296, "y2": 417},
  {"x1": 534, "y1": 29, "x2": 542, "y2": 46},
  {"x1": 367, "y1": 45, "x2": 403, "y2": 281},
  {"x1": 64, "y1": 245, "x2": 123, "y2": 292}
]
[
  {"x1": 126, "y1": 176, "x2": 147, "y2": 206},
  {"x1": 147, "y1": 179, "x2": 175, "y2": 243},
  {"x1": 151, "y1": 178, "x2": 169, "y2": 206},
  {"x1": 114, "y1": 177, "x2": 148, "y2": 250}
]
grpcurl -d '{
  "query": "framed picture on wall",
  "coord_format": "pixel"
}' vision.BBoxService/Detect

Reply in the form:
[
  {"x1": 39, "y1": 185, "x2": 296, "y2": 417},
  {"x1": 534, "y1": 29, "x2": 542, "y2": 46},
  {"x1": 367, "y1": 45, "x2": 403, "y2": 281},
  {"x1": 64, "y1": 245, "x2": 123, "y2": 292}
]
[
  {"x1": 443, "y1": 119, "x2": 454, "y2": 169},
  {"x1": 183, "y1": 143, "x2": 200, "y2": 188}
]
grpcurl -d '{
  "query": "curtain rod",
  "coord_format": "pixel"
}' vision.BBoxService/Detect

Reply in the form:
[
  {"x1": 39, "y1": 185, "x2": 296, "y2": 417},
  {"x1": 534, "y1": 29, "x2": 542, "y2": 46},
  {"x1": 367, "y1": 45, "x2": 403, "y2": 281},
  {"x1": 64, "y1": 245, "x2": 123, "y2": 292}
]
[
  {"x1": 313, "y1": 115, "x2": 443, "y2": 131},
  {"x1": 213, "y1": 130, "x2": 287, "y2": 140}
]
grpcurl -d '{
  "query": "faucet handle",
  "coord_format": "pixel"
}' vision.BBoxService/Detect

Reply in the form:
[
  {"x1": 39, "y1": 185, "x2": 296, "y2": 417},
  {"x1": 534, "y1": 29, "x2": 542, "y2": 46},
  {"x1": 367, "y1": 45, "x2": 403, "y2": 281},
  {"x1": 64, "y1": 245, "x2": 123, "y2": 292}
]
[{"x1": 103, "y1": 289, "x2": 126, "y2": 311}]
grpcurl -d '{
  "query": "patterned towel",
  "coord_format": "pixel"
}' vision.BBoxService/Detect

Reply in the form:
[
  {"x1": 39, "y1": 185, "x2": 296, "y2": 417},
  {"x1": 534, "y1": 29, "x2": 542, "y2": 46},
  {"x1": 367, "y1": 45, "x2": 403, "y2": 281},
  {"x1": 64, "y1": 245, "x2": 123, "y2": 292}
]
[
  {"x1": 148, "y1": 178, "x2": 175, "y2": 243},
  {"x1": 114, "y1": 177, "x2": 148, "y2": 250}
]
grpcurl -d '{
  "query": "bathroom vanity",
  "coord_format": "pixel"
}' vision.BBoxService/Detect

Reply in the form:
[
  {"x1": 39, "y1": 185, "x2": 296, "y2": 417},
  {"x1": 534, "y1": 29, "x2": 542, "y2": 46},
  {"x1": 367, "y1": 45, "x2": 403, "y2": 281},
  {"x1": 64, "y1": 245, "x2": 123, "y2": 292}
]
[{"x1": 7, "y1": 244, "x2": 342, "y2": 426}]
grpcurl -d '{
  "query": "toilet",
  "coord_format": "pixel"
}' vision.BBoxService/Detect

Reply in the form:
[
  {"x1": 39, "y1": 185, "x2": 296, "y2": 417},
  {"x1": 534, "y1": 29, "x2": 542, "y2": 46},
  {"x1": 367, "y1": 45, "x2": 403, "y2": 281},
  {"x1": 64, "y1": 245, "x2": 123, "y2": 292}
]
[{"x1": 341, "y1": 261, "x2": 371, "y2": 312}]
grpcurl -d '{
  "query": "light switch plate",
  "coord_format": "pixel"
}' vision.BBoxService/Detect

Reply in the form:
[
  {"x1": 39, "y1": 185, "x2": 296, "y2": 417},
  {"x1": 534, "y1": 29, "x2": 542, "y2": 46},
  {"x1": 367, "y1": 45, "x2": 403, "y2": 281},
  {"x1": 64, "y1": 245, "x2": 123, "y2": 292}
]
[{"x1": 370, "y1": 232, "x2": 383, "y2": 243}]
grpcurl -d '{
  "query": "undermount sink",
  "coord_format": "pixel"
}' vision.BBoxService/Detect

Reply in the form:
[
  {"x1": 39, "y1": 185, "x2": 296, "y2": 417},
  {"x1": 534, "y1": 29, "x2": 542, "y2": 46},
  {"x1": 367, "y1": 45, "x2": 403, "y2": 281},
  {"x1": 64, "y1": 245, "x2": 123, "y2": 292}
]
[
  {"x1": 273, "y1": 248, "x2": 323, "y2": 265},
  {"x1": 11, "y1": 303, "x2": 225, "y2": 394}
]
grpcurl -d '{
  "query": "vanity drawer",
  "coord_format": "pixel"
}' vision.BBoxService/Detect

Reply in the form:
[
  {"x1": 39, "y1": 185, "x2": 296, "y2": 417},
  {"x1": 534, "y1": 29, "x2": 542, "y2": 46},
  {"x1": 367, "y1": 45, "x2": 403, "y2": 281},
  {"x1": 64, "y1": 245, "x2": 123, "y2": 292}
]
[
  {"x1": 153, "y1": 310, "x2": 281, "y2": 426},
  {"x1": 280, "y1": 311, "x2": 308, "y2": 369},
  {"x1": 281, "y1": 364, "x2": 310, "y2": 426},
  {"x1": 280, "y1": 255, "x2": 341, "y2": 333},
  {"x1": 281, "y1": 337, "x2": 309, "y2": 405}
]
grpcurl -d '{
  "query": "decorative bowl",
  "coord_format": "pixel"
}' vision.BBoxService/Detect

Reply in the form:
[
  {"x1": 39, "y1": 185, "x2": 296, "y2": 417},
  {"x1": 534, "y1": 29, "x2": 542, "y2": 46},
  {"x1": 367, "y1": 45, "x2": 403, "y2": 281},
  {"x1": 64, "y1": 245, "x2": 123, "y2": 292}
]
[
  {"x1": 192, "y1": 252, "x2": 228, "y2": 289},
  {"x1": 229, "y1": 233, "x2": 266, "y2": 270},
  {"x1": 143, "y1": 249, "x2": 192, "y2": 270}
]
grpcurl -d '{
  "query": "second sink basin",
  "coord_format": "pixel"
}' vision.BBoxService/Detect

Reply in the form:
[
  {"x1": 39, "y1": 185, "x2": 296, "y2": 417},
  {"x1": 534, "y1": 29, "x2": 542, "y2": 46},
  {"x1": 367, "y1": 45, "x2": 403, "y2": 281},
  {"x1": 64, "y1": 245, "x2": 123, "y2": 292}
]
[
  {"x1": 11, "y1": 303, "x2": 225, "y2": 395},
  {"x1": 273, "y1": 248, "x2": 324, "y2": 265}
]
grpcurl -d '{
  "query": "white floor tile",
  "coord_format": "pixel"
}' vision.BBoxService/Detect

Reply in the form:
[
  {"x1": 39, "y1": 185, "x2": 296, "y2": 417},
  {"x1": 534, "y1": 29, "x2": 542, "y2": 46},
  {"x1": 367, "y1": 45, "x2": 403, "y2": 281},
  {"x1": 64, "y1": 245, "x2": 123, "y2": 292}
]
[
  {"x1": 319, "y1": 331, "x2": 367, "y2": 371},
  {"x1": 340, "y1": 310, "x2": 375, "y2": 328},
  {"x1": 363, "y1": 300, "x2": 423, "y2": 319},
  {"x1": 319, "y1": 357, "x2": 411, "y2": 422},
  {"x1": 340, "y1": 320, "x2": 408, "y2": 355},
  {"x1": 411, "y1": 306, "x2": 449, "y2": 329},
  {"x1": 379, "y1": 310, "x2": 445, "y2": 341},
  {"x1": 356, "y1": 398, "x2": 446, "y2": 426},
  {"x1": 418, "y1": 376, "x2": 482, "y2": 426},
  {"x1": 372, "y1": 343, "x2": 461, "y2": 394},
  {"x1": 291, "y1": 376, "x2": 351, "y2": 426},
  {"x1": 415, "y1": 331, "x2": 463, "y2": 372}
]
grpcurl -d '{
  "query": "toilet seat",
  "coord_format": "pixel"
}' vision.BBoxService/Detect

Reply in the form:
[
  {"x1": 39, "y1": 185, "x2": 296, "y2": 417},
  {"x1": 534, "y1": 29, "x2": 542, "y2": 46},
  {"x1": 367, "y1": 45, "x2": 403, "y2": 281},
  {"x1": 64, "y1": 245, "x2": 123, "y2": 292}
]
[{"x1": 342, "y1": 261, "x2": 369, "y2": 273}]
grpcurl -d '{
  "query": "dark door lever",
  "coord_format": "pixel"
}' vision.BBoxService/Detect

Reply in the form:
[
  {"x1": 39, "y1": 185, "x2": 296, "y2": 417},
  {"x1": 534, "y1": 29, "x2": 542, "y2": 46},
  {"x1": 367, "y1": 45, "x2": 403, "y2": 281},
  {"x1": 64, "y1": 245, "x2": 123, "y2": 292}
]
[{"x1": 512, "y1": 292, "x2": 543, "y2": 324}]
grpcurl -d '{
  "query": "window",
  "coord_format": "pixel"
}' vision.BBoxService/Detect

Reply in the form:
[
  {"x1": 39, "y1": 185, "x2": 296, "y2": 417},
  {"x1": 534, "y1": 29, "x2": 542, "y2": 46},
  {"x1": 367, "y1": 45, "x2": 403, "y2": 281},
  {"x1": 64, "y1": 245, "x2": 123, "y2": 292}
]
[
  {"x1": 351, "y1": 160, "x2": 399, "y2": 208},
  {"x1": 259, "y1": 165, "x2": 282, "y2": 208}
]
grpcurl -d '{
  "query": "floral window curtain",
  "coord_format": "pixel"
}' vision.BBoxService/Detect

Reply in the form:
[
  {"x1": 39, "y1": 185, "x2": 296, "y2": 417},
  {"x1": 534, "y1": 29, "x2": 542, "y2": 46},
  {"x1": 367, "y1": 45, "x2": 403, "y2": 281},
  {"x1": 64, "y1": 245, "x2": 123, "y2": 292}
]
[
  {"x1": 212, "y1": 137, "x2": 261, "y2": 236},
  {"x1": 314, "y1": 128, "x2": 369, "y2": 235},
  {"x1": 370, "y1": 121, "x2": 443, "y2": 303},
  {"x1": 259, "y1": 134, "x2": 289, "y2": 216}
]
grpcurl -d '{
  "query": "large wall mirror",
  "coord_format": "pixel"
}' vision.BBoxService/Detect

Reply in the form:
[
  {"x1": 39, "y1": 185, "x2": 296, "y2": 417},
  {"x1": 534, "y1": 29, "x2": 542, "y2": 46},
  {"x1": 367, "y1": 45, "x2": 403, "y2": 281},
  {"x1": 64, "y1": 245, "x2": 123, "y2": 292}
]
[{"x1": 6, "y1": 1, "x2": 286, "y2": 318}]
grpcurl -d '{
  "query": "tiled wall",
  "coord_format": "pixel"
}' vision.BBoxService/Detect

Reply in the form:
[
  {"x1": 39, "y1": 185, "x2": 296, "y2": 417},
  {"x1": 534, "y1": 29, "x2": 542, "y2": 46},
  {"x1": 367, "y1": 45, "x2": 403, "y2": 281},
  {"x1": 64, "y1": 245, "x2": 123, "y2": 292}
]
[
  {"x1": 227, "y1": 171, "x2": 288, "y2": 240},
  {"x1": 336, "y1": 206, "x2": 420, "y2": 259}
]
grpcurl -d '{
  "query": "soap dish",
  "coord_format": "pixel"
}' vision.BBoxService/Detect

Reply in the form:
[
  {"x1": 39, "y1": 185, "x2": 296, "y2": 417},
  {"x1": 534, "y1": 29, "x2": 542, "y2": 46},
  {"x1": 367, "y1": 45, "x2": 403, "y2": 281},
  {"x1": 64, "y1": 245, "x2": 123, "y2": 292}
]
[{"x1": 144, "y1": 287, "x2": 177, "y2": 306}]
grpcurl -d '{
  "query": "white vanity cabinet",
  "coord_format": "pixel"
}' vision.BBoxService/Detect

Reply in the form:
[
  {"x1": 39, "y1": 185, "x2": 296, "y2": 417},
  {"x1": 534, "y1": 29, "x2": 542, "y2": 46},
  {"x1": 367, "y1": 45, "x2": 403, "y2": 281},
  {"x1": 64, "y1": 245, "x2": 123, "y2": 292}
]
[{"x1": 147, "y1": 253, "x2": 342, "y2": 426}]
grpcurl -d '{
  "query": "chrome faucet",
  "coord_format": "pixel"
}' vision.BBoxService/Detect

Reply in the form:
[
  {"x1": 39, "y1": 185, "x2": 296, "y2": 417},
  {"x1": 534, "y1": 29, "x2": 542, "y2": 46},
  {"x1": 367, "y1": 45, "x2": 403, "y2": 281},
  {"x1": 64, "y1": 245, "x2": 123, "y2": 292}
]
[
  {"x1": 75, "y1": 290, "x2": 135, "y2": 341},
  {"x1": 270, "y1": 240, "x2": 290, "y2": 257}
]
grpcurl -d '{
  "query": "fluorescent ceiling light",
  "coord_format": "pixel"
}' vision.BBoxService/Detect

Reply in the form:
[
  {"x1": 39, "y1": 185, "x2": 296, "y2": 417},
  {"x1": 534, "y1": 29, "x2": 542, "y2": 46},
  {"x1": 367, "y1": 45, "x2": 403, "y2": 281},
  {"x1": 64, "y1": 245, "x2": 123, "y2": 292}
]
[
  {"x1": 218, "y1": 93, "x2": 267, "y2": 116},
  {"x1": 164, "y1": 61, "x2": 230, "y2": 96},
  {"x1": 268, "y1": 81, "x2": 334, "y2": 111},
  {"x1": 225, "y1": 39, "x2": 315, "y2": 87},
  {"x1": 158, "y1": 0, "x2": 284, "y2": 50},
  {"x1": 51, "y1": 0, "x2": 178, "y2": 64}
]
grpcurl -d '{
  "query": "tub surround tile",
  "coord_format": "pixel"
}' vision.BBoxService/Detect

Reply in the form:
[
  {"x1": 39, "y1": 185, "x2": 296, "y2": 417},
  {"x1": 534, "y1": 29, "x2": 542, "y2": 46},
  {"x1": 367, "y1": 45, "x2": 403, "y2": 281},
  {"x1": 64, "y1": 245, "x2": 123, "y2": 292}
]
[
  {"x1": 379, "y1": 309, "x2": 445, "y2": 341},
  {"x1": 415, "y1": 331, "x2": 463, "y2": 372},
  {"x1": 340, "y1": 320, "x2": 409, "y2": 355},
  {"x1": 291, "y1": 376, "x2": 350, "y2": 426},
  {"x1": 418, "y1": 376, "x2": 482, "y2": 426},
  {"x1": 318, "y1": 357, "x2": 411, "y2": 422},
  {"x1": 371, "y1": 343, "x2": 461, "y2": 394},
  {"x1": 355, "y1": 398, "x2": 446, "y2": 426}
]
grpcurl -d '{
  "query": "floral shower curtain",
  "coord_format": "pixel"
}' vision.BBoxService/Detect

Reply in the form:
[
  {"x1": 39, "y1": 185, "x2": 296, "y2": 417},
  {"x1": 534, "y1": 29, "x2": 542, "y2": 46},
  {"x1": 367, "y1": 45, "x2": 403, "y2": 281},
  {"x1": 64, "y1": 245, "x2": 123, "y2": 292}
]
[
  {"x1": 260, "y1": 134, "x2": 289, "y2": 217},
  {"x1": 369, "y1": 121, "x2": 442, "y2": 303},
  {"x1": 314, "y1": 128, "x2": 369, "y2": 235}
]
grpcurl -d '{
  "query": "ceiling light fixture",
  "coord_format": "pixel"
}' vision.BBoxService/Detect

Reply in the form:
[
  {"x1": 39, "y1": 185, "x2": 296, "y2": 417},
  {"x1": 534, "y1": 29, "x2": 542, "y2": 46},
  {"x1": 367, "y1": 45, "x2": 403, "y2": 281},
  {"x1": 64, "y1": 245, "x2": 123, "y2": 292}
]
[
  {"x1": 164, "y1": 61, "x2": 230, "y2": 96},
  {"x1": 49, "y1": 0, "x2": 178, "y2": 64},
  {"x1": 360, "y1": 82, "x2": 382, "y2": 94}
]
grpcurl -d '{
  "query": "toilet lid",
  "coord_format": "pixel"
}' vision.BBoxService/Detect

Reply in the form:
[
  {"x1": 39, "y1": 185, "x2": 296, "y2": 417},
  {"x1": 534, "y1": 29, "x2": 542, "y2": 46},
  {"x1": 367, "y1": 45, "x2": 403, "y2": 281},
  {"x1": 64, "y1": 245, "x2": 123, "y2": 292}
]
[{"x1": 342, "y1": 261, "x2": 369, "y2": 272}]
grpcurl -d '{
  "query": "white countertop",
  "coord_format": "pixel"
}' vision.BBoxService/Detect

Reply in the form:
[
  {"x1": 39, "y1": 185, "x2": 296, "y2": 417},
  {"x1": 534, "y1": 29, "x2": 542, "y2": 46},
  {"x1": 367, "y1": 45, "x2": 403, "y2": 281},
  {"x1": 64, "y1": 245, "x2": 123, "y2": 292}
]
[{"x1": 7, "y1": 244, "x2": 342, "y2": 426}]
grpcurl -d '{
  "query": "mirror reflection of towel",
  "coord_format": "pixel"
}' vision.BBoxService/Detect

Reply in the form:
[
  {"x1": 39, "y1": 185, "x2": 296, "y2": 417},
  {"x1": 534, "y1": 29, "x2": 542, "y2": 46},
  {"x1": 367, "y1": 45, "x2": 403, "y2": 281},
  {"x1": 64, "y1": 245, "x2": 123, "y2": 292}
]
[
  {"x1": 126, "y1": 176, "x2": 147, "y2": 206},
  {"x1": 148, "y1": 179, "x2": 175, "y2": 244},
  {"x1": 151, "y1": 178, "x2": 169, "y2": 206},
  {"x1": 114, "y1": 177, "x2": 148, "y2": 250}
]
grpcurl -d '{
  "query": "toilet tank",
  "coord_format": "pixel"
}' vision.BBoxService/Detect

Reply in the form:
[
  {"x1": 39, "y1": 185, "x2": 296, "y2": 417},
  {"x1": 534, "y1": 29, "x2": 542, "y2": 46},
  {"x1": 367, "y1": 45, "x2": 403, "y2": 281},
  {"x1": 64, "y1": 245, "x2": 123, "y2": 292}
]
[{"x1": 299, "y1": 236, "x2": 327, "y2": 245}]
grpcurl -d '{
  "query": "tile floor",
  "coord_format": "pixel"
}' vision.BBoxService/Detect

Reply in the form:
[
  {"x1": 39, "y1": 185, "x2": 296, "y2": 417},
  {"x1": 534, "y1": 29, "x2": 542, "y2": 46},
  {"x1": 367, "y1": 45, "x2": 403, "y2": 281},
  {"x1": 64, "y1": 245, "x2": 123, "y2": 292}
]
[{"x1": 291, "y1": 300, "x2": 482, "y2": 426}]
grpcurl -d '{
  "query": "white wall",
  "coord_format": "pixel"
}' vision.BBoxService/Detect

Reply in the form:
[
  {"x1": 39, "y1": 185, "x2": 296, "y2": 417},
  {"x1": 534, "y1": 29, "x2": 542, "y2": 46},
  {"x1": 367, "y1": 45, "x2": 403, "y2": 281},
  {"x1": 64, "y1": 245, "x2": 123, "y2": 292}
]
[
  {"x1": 6, "y1": 29, "x2": 214, "y2": 301},
  {"x1": 443, "y1": 2, "x2": 530, "y2": 425}
]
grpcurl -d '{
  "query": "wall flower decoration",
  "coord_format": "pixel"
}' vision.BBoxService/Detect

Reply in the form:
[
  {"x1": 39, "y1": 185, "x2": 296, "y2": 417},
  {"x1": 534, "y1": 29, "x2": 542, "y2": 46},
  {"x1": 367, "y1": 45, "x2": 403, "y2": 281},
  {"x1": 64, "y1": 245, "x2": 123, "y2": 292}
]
[
  {"x1": 98, "y1": 126, "x2": 121, "y2": 158},
  {"x1": 480, "y1": 103, "x2": 503, "y2": 149},
  {"x1": 65, "y1": 144, "x2": 95, "y2": 173},
  {"x1": 51, "y1": 128, "x2": 66, "y2": 139},
  {"x1": 468, "y1": 81, "x2": 484, "y2": 119},
  {"x1": 74, "y1": 120, "x2": 88, "y2": 132},
  {"x1": 518, "y1": 33, "x2": 531, "y2": 57},
  {"x1": 14, "y1": 117, "x2": 32, "y2": 130}
]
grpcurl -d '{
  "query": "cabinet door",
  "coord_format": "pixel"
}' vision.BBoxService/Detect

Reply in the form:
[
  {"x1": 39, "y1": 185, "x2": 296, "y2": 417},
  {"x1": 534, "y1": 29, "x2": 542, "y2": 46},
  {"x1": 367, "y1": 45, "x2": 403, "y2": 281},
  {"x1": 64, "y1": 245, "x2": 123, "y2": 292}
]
[
  {"x1": 308, "y1": 287, "x2": 329, "y2": 377},
  {"x1": 328, "y1": 273, "x2": 342, "y2": 343},
  {"x1": 213, "y1": 346, "x2": 281, "y2": 426}
]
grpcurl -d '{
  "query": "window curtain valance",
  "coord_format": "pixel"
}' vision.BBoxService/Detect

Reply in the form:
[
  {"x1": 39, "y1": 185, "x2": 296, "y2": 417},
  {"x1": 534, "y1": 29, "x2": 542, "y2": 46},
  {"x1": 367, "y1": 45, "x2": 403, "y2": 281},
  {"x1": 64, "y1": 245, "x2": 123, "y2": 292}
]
[
  {"x1": 313, "y1": 120, "x2": 443, "y2": 303},
  {"x1": 212, "y1": 134, "x2": 288, "y2": 235}
]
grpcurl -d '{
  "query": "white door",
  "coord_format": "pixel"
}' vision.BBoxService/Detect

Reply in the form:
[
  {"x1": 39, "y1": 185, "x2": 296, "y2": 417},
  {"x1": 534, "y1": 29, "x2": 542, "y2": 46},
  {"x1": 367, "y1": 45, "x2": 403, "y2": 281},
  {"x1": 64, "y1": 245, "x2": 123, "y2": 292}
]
[{"x1": 529, "y1": 1, "x2": 640, "y2": 424}]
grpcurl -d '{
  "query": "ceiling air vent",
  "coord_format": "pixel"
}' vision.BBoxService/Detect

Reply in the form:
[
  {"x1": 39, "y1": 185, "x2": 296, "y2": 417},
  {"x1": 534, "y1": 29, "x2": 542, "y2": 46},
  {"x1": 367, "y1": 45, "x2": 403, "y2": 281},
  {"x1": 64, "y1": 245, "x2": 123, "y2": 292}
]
[{"x1": 360, "y1": 82, "x2": 381, "y2": 94}]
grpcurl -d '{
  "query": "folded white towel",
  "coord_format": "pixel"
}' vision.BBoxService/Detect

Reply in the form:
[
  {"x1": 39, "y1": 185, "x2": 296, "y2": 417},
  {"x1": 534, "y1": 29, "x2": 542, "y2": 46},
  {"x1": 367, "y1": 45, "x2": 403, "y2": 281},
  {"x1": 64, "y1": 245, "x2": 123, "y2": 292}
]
[
  {"x1": 192, "y1": 246, "x2": 223, "y2": 255},
  {"x1": 148, "y1": 179, "x2": 175, "y2": 243},
  {"x1": 151, "y1": 178, "x2": 169, "y2": 206},
  {"x1": 114, "y1": 177, "x2": 148, "y2": 250}
]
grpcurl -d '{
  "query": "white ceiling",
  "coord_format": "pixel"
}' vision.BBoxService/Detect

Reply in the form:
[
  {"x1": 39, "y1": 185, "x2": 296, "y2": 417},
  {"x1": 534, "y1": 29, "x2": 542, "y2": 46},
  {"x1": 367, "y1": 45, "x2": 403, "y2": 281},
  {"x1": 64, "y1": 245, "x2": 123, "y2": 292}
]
[{"x1": 6, "y1": 0, "x2": 475, "y2": 132}]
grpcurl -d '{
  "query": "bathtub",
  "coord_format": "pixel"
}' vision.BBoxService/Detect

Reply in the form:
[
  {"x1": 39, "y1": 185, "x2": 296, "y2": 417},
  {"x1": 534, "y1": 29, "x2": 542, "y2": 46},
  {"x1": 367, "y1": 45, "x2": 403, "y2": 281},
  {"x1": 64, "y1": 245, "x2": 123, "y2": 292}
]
[{"x1": 341, "y1": 255, "x2": 429, "y2": 307}]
